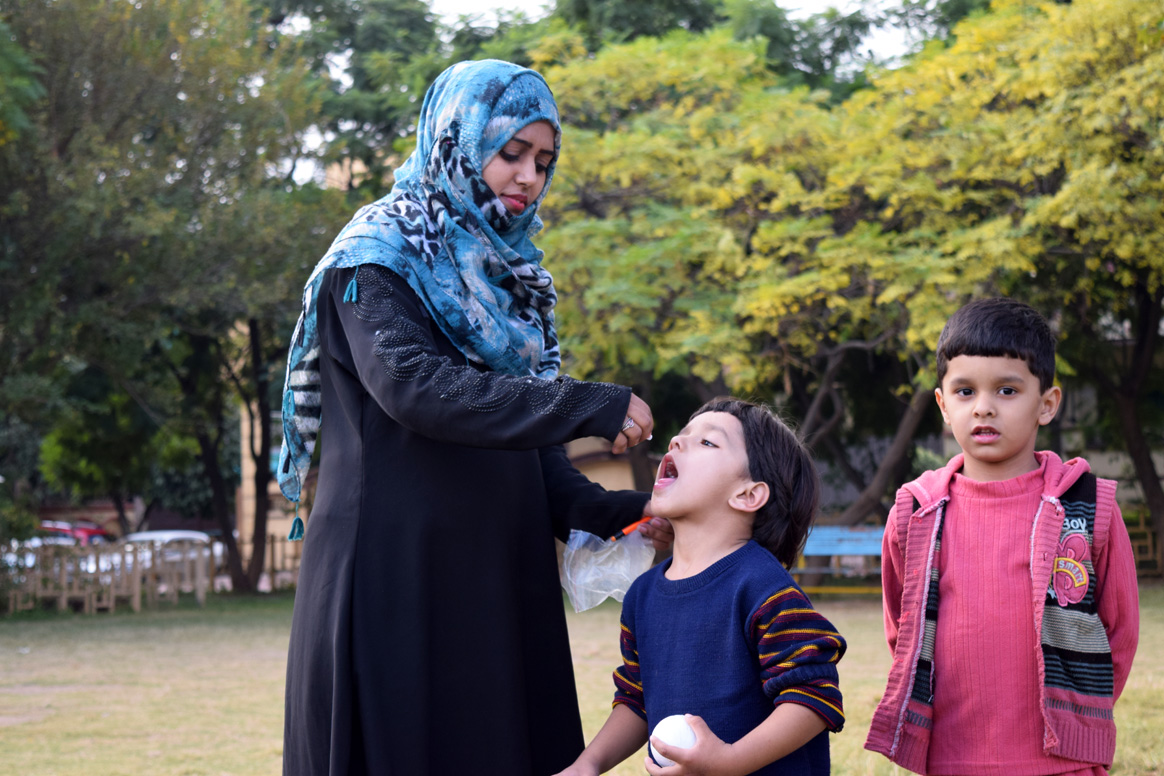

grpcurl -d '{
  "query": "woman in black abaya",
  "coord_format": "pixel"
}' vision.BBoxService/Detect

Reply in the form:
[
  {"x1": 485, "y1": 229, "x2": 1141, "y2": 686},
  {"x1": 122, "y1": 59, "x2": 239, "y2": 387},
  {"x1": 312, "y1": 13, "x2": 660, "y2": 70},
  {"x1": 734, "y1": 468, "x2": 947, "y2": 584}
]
[{"x1": 277, "y1": 59, "x2": 666, "y2": 775}]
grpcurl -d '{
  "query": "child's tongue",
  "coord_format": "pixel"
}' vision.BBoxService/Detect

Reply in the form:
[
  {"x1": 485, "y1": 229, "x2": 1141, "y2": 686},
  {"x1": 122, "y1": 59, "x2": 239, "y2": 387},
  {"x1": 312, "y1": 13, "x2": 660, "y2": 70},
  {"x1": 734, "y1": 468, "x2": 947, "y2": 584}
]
[
  {"x1": 653, "y1": 475, "x2": 675, "y2": 491},
  {"x1": 654, "y1": 458, "x2": 677, "y2": 489}
]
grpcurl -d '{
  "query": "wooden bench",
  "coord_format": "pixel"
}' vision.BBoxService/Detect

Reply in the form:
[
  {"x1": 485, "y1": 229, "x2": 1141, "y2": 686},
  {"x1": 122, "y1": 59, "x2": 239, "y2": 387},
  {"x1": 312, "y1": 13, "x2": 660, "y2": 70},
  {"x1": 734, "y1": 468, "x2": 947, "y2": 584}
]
[{"x1": 795, "y1": 525, "x2": 885, "y2": 595}]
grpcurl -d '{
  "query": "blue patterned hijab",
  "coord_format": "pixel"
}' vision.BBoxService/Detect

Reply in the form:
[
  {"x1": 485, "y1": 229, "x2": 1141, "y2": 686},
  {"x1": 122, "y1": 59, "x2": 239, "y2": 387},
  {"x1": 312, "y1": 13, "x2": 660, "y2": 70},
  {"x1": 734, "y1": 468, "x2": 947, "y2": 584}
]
[{"x1": 277, "y1": 60, "x2": 562, "y2": 513}]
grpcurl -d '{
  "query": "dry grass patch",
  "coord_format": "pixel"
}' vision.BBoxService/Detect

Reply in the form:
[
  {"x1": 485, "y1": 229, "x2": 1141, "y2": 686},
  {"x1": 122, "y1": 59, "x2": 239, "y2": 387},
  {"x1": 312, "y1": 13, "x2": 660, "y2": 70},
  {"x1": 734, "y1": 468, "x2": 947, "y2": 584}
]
[
  {"x1": 0, "y1": 594, "x2": 291, "y2": 776},
  {"x1": 0, "y1": 581, "x2": 1159, "y2": 775}
]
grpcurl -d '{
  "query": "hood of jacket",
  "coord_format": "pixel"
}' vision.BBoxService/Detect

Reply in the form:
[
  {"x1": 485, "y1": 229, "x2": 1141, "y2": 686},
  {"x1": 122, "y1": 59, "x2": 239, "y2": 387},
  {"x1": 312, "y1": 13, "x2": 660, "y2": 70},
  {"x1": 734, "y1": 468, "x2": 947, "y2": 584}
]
[{"x1": 904, "y1": 450, "x2": 1091, "y2": 509}]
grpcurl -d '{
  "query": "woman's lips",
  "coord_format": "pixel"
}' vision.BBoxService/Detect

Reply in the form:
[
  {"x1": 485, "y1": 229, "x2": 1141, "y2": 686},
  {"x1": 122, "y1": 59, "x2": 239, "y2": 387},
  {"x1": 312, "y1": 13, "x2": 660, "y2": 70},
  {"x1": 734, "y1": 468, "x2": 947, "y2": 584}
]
[{"x1": 501, "y1": 194, "x2": 527, "y2": 213}]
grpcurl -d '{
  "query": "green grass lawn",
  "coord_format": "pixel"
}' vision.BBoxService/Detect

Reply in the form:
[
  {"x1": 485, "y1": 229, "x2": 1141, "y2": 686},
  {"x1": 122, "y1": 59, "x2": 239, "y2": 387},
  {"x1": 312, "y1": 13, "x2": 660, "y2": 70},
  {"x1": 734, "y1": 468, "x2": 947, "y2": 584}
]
[{"x1": 1, "y1": 582, "x2": 1160, "y2": 775}]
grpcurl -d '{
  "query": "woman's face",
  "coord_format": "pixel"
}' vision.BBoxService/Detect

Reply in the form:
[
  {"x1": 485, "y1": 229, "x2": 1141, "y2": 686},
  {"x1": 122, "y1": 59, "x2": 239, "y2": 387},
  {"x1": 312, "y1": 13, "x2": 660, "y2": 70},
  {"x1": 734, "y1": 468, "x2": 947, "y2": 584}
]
[{"x1": 481, "y1": 120, "x2": 557, "y2": 216}]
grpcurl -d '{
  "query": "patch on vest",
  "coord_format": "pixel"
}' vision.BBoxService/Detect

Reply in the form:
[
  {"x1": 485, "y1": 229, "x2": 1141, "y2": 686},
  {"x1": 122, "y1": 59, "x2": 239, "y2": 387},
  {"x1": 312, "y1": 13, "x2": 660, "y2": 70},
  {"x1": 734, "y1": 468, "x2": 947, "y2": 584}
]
[{"x1": 1052, "y1": 534, "x2": 1090, "y2": 606}]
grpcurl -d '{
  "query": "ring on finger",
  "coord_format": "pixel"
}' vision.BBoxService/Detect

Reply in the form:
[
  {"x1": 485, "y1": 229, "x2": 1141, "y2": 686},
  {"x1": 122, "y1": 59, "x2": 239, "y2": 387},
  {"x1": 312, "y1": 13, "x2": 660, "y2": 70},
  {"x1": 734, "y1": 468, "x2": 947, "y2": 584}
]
[{"x1": 622, "y1": 416, "x2": 636, "y2": 431}]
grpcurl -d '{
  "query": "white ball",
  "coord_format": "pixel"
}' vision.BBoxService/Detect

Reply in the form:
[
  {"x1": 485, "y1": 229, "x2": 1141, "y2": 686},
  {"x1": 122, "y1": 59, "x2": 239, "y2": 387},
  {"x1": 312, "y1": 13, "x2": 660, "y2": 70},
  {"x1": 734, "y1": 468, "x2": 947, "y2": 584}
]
[{"x1": 649, "y1": 714, "x2": 696, "y2": 767}]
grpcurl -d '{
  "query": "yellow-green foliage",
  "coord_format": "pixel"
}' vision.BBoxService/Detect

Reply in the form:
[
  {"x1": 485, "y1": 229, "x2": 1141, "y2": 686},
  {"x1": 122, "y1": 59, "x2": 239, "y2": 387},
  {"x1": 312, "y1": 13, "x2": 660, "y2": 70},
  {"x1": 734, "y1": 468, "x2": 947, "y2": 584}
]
[
  {"x1": 819, "y1": 0, "x2": 1164, "y2": 351},
  {"x1": 541, "y1": 30, "x2": 827, "y2": 389},
  {"x1": 541, "y1": 0, "x2": 1164, "y2": 395}
]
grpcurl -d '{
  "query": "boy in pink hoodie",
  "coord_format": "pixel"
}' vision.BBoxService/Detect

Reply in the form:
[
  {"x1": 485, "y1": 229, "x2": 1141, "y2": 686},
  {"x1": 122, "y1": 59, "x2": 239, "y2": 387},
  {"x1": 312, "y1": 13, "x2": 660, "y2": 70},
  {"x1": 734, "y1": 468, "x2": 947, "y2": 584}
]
[{"x1": 865, "y1": 298, "x2": 1139, "y2": 775}]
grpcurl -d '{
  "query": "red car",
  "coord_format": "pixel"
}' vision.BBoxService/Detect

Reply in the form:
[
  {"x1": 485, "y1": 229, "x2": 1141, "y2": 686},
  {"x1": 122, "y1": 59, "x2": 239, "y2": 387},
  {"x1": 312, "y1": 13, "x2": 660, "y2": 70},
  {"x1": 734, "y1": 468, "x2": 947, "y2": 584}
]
[{"x1": 38, "y1": 519, "x2": 115, "y2": 546}]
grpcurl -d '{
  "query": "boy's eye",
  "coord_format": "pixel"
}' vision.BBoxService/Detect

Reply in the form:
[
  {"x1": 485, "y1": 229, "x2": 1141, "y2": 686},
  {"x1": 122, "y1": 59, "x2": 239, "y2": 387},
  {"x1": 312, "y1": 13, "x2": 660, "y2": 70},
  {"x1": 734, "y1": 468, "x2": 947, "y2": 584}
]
[
  {"x1": 701, "y1": 439, "x2": 716, "y2": 447},
  {"x1": 955, "y1": 388, "x2": 973, "y2": 397},
  {"x1": 999, "y1": 387, "x2": 1017, "y2": 396}
]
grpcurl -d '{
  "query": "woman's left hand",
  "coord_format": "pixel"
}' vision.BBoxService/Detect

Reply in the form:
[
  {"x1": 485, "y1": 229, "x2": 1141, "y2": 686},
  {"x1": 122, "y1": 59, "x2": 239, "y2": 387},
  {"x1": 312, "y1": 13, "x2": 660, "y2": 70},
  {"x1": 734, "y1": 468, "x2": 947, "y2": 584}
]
[{"x1": 637, "y1": 515, "x2": 674, "y2": 554}]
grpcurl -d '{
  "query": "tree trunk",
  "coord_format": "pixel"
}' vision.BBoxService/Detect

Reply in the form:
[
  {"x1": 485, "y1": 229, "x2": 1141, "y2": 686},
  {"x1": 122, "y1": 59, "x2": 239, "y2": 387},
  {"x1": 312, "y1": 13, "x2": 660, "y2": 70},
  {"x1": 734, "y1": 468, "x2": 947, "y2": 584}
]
[
  {"x1": 836, "y1": 387, "x2": 933, "y2": 526},
  {"x1": 628, "y1": 444, "x2": 656, "y2": 492},
  {"x1": 820, "y1": 435, "x2": 890, "y2": 520},
  {"x1": 134, "y1": 498, "x2": 157, "y2": 532},
  {"x1": 1123, "y1": 284, "x2": 1164, "y2": 562},
  {"x1": 110, "y1": 491, "x2": 131, "y2": 536},
  {"x1": 197, "y1": 430, "x2": 249, "y2": 591},
  {"x1": 800, "y1": 351, "x2": 845, "y2": 442},
  {"x1": 689, "y1": 375, "x2": 730, "y2": 405},
  {"x1": 1111, "y1": 391, "x2": 1164, "y2": 559},
  {"x1": 244, "y1": 318, "x2": 272, "y2": 590},
  {"x1": 1082, "y1": 279, "x2": 1164, "y2": 566},
  {"x1": 167, "y1": 332, "x2": 251, "y2": 592},
  {"x1": 797, "y1": 387, "x2": 933, "y2": 589}
]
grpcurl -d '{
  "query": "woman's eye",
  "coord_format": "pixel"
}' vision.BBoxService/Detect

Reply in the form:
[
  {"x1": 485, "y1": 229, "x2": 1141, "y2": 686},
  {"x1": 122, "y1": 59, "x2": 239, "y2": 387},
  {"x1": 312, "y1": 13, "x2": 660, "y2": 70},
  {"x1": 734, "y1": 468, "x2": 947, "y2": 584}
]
[{"x1": 535, "y1": 163, "x2": 548, "y2": 174}]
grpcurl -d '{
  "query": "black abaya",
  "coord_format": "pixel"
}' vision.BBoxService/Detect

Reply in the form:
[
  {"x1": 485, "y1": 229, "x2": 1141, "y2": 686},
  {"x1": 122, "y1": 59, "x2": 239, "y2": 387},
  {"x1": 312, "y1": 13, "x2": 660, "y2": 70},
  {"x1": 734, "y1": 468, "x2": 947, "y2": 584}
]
[{"x1": 283, "y1": 264, "x2": 649, "y2": 775}]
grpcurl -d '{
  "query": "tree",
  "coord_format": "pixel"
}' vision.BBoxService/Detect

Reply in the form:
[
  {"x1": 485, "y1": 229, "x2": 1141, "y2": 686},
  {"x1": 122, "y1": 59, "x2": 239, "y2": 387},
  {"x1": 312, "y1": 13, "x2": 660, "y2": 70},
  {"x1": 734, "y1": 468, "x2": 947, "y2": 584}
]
[
  {"x1": 161, "y1": 184, "x2": 349, "y2": 589},
  {"x1": 260, "y1": 0, "x2": 444, "y2": 196},
  {"x1": 0, "y1": 20, "x2": 42, "y2": 147},
  {"x1": 1, "y1": 0, "x2": 343, "y2": 591},
  {"x1": 555, "y1": 0, "x2": 724, "y2": 47},
  {"x1": 539, "y1": 31, "x2": 769, "y2": 484},
  {"x1": 759, "y1": 0, "x2": 1164, "y2": 536},
  {"x1": 540, "y1": 28, "x2": 929, "y2": 505},
  {"x1": 888, "y1": 0, "x2": 992, "y2": 45},
  {"x1": 543, "y1": 0, "x2": 1164, "y2": 542},
  {"x1": 0, "y1": 415, "x2": 42, "y2": 545},
  {"x1": 978, "y1": 0, "x2": 1164, "y2": 546},
  {"x1": 313, "y1": 0, "x2": 441, "y2": 195},
  {"x1": 1058, "y1": 277, "x2": 1164, "y2": 546},
  {"x1": 38, "y1": 369, "x2": 161, "y2": 535},
  {"x1": 724, "y1": 0, "x2": 877, "y2": 101}
]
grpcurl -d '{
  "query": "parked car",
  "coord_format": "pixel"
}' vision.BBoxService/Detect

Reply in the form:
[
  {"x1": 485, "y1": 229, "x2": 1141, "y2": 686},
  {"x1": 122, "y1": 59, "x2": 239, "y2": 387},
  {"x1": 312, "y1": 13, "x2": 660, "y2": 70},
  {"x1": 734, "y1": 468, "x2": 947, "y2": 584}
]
[
  {"x1": 122, "y1": 529, "x2": 213, "y2": 545},
  {"x1": 38, "y1": 519, "x2": 115, "y2": 546},
  {"x1": 121, "y1": 530, "x2": 224, "y2": 568},
  {"x1": 3, "y1": 534, "x2": 78, "y2": 571}
]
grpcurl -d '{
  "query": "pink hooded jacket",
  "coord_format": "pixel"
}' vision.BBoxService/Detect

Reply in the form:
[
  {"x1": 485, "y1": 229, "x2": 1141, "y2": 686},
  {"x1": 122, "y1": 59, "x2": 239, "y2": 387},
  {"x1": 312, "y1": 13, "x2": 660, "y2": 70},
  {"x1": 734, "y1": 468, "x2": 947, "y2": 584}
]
[{"x1": 864, "y1": 452, "x2": 1140, "y2": 773}]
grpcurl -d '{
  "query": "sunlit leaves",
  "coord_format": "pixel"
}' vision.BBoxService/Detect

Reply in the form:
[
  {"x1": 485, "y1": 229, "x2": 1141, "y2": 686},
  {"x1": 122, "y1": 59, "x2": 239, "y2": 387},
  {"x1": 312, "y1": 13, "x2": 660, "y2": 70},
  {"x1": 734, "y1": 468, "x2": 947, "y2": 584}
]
[{"x1": 539, "y1": 0, "x2": 1163, "y2": 445}]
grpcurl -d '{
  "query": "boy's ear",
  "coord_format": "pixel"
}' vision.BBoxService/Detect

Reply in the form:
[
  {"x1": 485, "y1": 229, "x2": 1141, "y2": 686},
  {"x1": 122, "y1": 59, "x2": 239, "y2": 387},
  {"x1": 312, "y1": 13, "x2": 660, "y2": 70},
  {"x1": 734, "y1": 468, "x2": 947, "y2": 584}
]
[
  {"x1": 934, "y1": 387, "x2": 951, "y2": 425},
  {"x1": 729, "y1": 480, "x2": 770, "y2": 514},
  {"x1": 1038, "y1": 385, "x2": 1062, "y2": 426}
]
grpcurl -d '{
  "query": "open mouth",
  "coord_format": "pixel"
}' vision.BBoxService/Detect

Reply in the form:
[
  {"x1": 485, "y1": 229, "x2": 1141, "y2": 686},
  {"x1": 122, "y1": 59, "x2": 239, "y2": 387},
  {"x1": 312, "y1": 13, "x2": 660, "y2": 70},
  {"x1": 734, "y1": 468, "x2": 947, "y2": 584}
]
[
  {"x1": 971, "y1": 425, "x2": 1000, "y2": 442},
  {"x1": 654, "y1": 454, "x2": 678, "y2": 489}
]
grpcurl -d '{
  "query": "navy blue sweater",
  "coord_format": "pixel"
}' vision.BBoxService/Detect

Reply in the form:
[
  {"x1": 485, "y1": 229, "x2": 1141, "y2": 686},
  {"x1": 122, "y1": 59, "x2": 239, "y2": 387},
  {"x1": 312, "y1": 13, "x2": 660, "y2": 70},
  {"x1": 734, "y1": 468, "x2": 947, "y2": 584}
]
[{"x1": 614, "y1": 541, "x2": 846, "y2": 776}]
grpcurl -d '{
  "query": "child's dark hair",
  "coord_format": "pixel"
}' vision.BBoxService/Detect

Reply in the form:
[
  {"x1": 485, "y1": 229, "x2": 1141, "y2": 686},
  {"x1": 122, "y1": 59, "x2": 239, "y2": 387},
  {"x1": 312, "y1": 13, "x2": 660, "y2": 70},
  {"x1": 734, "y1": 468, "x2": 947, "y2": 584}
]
[
  {"x1": 936, "y1": 297, "x2": 1056, "y2": 391},
  {"x1": 691, "y1": 397, "x2": 819, "y2": 569}
]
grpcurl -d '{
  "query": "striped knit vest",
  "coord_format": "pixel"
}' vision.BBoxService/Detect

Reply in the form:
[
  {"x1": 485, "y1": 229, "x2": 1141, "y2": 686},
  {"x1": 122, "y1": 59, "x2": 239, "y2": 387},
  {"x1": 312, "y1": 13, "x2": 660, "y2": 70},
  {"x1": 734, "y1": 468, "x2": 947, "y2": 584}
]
[{"x1": 1042, "y1": 473, "x2": 1115, "y2": 716}]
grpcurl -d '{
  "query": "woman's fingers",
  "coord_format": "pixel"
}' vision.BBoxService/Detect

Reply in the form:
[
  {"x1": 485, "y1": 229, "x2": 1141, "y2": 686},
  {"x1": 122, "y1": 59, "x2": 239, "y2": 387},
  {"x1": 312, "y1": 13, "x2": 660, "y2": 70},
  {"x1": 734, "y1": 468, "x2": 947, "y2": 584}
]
[
  {"x1": 613, "y1": 393, "x2": 653, "y2": 454},
  {"x1": 624, "y1": 394, "x2": 654, "y2": 445}
]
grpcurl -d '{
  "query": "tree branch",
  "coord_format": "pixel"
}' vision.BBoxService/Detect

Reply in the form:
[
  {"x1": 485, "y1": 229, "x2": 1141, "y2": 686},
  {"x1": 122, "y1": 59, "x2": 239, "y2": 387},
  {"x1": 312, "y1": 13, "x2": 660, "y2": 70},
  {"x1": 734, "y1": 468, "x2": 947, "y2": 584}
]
[{"x1": 836, "y1": 386, "x2": 933, "y2": 526}]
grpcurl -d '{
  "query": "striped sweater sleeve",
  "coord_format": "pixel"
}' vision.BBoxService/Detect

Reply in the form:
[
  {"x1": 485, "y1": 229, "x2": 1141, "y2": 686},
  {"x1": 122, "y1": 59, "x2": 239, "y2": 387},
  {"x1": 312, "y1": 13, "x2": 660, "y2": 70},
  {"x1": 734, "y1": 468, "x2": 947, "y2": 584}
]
[
  {"x1": 612, "y1": 615, "x2": 646, "y2": 719},
  {"x1": 750, "y1": 586, "x2": 847, "y2": 731}
]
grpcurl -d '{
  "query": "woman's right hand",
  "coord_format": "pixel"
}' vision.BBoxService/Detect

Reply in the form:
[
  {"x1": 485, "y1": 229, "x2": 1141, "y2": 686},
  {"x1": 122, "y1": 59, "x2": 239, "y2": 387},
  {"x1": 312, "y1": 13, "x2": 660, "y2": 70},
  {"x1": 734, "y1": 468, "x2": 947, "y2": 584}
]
[{"x1": 611, "y1": 393, "x2": 653, "y2": 455}]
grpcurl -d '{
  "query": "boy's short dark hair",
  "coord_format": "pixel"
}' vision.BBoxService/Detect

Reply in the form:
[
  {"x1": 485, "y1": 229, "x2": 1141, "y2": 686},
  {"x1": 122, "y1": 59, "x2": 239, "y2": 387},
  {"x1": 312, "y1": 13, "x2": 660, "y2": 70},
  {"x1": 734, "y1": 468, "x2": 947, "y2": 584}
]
[
  {"x1": 936, "y1": 297, "x2": 1056, "y2": 392},
  {"x1": 690, "y1": 398, "x2": 819, "y2": 569}
]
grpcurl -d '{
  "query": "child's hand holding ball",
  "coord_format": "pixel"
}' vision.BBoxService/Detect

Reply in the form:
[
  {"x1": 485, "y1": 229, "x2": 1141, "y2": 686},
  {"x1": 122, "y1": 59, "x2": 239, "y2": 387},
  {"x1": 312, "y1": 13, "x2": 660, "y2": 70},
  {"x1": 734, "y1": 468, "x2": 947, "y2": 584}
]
[{"x1": 649, "y1": 714, "x2": 697, "y2": 767}]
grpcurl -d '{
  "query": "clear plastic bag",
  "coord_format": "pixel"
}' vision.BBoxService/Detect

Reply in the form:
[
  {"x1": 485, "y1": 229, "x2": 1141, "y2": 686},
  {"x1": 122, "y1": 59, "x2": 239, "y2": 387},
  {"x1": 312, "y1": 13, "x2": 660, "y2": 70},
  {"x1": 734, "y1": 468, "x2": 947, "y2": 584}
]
[{"x1": 559, "y1": 528, "x2": 656, "y2": 613}]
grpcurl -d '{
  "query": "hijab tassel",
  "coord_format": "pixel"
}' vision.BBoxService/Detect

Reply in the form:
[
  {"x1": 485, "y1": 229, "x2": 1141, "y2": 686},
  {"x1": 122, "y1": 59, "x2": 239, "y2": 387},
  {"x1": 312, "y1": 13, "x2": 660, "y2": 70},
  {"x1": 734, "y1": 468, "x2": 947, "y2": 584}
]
[
  {"x1": 343, "y1": 275, "x2": 358, "y2": 303},
  {"x1": 288, "y1": 502, "x2": 305, "y2": 542}
]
